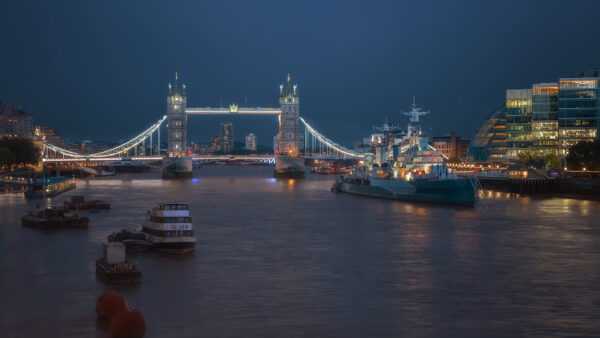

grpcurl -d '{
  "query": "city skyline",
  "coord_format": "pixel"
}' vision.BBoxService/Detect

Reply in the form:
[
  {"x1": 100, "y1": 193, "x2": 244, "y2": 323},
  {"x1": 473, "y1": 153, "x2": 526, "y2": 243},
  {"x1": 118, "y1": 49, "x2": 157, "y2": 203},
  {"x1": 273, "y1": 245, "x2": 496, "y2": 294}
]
[{"x1": 1, "y1": 1, "x2": 599, "y2": 144}]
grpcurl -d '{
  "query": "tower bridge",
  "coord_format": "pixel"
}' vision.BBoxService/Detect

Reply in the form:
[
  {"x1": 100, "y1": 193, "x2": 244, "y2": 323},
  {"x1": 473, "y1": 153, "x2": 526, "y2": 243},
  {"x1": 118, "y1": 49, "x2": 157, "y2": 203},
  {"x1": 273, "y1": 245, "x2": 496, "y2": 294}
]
[{"x1": 41, "y1": 74, "x2": 366, "y2": 176}]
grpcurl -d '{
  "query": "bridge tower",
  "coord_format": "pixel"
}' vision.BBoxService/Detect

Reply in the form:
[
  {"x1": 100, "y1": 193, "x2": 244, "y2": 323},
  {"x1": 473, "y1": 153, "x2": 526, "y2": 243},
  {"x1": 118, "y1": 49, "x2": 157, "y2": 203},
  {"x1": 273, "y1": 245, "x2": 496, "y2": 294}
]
[
  {"x1": 275, "y1": 74, "x2": 305, "y2": 177},
  {"x1": 167, "y1": 73, "x2": 187, "y2": 155}
]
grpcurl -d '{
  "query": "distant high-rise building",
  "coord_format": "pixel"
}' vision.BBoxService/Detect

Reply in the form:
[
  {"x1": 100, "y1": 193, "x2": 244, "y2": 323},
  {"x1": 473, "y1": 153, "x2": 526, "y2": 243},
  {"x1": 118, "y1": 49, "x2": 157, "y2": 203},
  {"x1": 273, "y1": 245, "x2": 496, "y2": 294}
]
[
  {"x1": 0, "y1": 102, "x2": 35, "y2": 139},
  {"x1": 245, "y1": 133, "x2": 256, "y2": 151},
  {"x1": 506, "y1": 89, "x2": 533, "y2": 160},
  {"x1": 558, "y1": 74, "x2": 600, "y2": 157},
  {"x1": 273, "y1": 134, "x2": 279, "y2": 154},
  {"x1": 211, "y1": 136, "x2": 222, "y2": 153},
  {"x1": 220, "y1": 122, "x2": 234, "y2": 153}
]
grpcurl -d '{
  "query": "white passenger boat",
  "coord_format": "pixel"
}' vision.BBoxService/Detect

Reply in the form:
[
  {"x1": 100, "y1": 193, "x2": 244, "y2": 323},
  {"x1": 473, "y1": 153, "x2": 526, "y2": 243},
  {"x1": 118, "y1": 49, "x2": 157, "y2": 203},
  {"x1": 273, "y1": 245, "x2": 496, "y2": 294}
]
[{"x1": 142, "y1": 203, "x2": 196, "y2": 254}]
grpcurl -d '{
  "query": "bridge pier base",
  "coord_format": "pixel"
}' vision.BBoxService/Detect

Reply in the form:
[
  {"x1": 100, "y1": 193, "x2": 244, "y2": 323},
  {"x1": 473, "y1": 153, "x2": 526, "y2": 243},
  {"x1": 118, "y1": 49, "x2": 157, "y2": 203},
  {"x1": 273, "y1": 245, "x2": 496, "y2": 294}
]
[{"x1": 274, "y1": 156, "x2": 305, "y2": 178}]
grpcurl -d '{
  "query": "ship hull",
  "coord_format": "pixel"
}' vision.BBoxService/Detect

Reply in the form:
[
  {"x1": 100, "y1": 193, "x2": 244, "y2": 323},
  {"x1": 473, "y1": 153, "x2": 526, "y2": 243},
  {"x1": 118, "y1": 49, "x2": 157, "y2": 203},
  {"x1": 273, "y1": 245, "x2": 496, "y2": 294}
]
[
  {"x1": 337, "y1": 178, "x2": 478, "y2": 206},
  {"x1": 162, "y1": 156, "x2": 193, "y2": 178},
  {"x1": 152, "y1": 240, "x2": 196, "y2": 254}
]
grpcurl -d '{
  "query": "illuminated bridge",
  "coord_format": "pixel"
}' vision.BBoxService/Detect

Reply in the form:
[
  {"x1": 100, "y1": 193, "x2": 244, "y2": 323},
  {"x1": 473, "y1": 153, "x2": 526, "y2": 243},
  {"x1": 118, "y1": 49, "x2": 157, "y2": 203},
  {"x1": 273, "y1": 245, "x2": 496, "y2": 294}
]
[{"x1": 41, "y1": 74, "x2": 366, "y2": 171}]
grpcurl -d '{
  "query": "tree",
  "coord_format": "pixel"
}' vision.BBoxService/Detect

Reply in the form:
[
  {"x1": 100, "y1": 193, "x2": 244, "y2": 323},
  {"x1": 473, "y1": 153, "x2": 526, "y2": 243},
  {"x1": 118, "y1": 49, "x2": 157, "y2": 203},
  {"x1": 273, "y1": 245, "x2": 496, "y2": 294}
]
[
  {"x1": 566, "y1": 139, "x2": 600, "y2": 170},
  {"x1": 517, "y1": 152, "x2": 532, "y2": 165},
  {"x1": 544, "y1": 153, "x2": 561, "y2": 169},
  {"x1": 0, "y1": 137, "x2": 41, "y2": 166},
  {"x1": 0, "y1": 146, "x2": 14, "y2": 167}
]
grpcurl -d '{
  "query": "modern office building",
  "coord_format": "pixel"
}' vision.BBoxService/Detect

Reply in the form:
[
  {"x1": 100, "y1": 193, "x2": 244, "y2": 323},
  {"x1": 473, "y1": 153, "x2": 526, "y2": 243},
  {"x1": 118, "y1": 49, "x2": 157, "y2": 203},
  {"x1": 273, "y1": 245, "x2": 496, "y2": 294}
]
[
  {"x1": 245, "y1": 133, "x2": 256, "y2": 151},
  {"x1": 531, "y1": 83, "x2": 559, "y2": 157},
  {"x1": 467, "y1": 108, "x2": 507, "y2": 162},
  {"x1": 506, "y1": 89, "x2": 532, "y2": 160},
  {"x1": 558, "y1": 73, "x2": 600, "y2": 157},
  {"x1": 220, "y1": 122, "x2": 234, "y2": 153}
]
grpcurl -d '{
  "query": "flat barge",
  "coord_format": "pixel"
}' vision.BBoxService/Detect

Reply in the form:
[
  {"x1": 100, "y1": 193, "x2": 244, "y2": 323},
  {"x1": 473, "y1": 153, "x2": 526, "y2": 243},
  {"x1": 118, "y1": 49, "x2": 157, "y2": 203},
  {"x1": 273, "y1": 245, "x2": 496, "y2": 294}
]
[
  {"x1": 96, "y1": 243, "x2": 141, "y2": 284},
  {"x1": 21, "y1": 206, "x2": 89, "y2": 229}
]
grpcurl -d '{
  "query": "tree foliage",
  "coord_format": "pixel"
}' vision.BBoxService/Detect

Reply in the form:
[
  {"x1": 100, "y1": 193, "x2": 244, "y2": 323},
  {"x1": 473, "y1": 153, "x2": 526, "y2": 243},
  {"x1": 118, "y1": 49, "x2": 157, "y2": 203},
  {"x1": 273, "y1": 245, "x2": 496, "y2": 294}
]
[
  {"x1": 0, "y1": 146, "x2": 14, "y2": 167},
  {"x1": 566, "y1": 139, "x2": 600, "y2": 170},
  {"x1": 0, "y1": 137, "x2": 41, "y2": 167}
]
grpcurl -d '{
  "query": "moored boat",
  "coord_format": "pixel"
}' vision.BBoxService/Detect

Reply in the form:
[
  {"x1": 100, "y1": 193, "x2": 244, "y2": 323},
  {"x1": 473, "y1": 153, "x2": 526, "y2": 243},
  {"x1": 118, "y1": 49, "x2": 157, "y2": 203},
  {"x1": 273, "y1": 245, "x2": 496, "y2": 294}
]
[
  {"x1": 142, "y1": 202, "x2": 196, "y2": 254},
  {"x1": 21, "y1": 206, "x2": 89, "y2": 228},
  {"x1": 64, "y1": 195, "x2": 111, "y2": 210},
  {"x1": 333, "y1": 99, "x2": 479, "y2": 206},
  {"x1": 96, "y1": 242, "x2": 141, "y2": 284}
]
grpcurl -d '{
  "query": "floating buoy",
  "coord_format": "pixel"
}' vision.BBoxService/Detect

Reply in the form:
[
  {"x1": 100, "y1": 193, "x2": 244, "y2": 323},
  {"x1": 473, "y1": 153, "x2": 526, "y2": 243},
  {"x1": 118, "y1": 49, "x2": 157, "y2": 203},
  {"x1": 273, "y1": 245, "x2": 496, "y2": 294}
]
[
  {"x1": 110, "y1": 307, "x2": 146, "y2": 338},
  {"x1": 96, "y1": 291, "x2": 126, "y2": 320}
]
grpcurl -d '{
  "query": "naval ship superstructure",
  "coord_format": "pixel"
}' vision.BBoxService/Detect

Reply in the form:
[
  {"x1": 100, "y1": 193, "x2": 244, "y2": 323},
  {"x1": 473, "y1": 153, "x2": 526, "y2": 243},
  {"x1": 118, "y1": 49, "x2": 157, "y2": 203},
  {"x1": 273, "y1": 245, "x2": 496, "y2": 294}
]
[{"x1": 333, "y1": 98, "x2": 479, "y2": 206}]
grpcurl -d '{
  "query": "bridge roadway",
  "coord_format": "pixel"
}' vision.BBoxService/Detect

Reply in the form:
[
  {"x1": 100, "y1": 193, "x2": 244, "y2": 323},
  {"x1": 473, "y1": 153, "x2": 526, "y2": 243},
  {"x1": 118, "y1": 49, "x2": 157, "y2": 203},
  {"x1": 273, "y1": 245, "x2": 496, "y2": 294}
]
[
  {"x1": 185, "y1": 107, "x2": 281, "y2": 115},
  {"x1": 42, "y1": 155, "x2": 276, "y2": 163}
]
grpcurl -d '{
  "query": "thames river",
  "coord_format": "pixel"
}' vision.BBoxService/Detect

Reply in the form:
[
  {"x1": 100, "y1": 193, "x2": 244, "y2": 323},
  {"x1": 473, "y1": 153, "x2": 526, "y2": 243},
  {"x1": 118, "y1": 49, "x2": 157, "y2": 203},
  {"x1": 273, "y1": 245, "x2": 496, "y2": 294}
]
[{"x1": 0, "y1": 166, "x2": 599, "y2": 337}]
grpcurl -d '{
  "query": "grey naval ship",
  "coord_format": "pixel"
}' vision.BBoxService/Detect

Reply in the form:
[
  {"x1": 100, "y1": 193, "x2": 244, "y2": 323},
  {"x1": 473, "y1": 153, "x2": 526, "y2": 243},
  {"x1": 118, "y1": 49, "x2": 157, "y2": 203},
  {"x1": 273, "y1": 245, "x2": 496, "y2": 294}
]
[{"x1": 332, "y1": 99, "x2": 479, "y2": 206}]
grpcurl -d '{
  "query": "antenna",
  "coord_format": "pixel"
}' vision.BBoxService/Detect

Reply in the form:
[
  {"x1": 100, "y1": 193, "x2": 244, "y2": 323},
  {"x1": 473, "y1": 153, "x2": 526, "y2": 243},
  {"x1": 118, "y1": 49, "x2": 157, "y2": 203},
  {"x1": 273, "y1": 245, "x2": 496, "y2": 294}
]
[{"x1": 402, "y1": 97, "x2": 429, "y2": 124}]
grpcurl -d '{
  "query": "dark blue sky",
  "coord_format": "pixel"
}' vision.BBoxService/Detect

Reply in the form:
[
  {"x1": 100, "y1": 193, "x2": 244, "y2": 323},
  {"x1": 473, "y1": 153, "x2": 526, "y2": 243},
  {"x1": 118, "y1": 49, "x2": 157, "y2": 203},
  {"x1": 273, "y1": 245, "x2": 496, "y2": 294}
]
[{"x1": 1, "y1": 0, "x2": 599, "y2": 145}]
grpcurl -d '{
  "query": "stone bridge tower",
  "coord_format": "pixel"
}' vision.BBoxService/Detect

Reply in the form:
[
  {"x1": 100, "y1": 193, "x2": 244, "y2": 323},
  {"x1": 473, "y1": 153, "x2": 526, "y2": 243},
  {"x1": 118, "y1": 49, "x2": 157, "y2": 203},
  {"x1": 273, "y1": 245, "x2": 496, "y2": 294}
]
[
  {"x1": 275, "y1": 74, "x2": 304, "y2": 177},
  {"x1": 278, "y1": 74, "x2": 299, "y2": 156},
  {"x1": 167, "y1": 73, "x2": 187, "y2": 156}
]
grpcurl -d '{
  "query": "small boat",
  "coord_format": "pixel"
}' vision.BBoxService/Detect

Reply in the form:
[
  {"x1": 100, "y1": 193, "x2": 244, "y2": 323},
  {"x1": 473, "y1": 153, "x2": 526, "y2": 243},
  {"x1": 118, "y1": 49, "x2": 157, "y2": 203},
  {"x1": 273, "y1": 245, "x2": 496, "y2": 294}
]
[
  {"x1": 64, "y1": 195, "x2": 111, "y2": 210},
  {"x1": 96, "y1": 243, "x2": 141, "y2": 284},
  {"x1": 107, "y1": 229, "x2": 153, "y2": 252},
  {"x1": 21, "y1": 207, "x2": 89, "y2": 229}
]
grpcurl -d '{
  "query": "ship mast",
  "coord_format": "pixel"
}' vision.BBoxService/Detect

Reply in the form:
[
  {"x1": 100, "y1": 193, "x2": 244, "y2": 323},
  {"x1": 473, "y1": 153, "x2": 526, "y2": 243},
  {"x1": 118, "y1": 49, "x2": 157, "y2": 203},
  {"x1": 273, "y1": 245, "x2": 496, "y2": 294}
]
[{"x1": 402, "y1": 96, "x2": 429, "y2": 124}]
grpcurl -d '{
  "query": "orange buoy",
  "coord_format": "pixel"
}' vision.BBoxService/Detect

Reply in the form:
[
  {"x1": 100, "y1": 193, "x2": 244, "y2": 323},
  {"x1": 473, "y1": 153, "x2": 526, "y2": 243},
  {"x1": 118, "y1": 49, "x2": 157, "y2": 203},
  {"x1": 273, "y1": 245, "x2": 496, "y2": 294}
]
[
  {"x1": 96, "y1": 291, "x2": 126, "y2": 320},
  {"x1": 110, "y1": 307, "x2": 146, "y2": 338}
]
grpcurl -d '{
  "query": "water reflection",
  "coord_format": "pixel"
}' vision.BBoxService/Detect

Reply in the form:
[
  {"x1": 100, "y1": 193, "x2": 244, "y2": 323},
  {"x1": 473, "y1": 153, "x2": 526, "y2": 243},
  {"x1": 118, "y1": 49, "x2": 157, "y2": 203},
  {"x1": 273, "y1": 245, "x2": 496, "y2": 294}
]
[{"x1": 0, "y1": 168, "x2": 599, "y2": 337}]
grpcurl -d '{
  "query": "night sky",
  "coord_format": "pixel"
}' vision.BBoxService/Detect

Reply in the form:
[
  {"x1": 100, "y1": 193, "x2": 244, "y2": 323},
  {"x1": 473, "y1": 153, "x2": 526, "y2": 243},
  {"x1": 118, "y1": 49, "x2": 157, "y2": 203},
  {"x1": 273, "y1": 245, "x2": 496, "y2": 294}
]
[{"x1": 1, "y1": 1, "x2": 599, "y2": 146}]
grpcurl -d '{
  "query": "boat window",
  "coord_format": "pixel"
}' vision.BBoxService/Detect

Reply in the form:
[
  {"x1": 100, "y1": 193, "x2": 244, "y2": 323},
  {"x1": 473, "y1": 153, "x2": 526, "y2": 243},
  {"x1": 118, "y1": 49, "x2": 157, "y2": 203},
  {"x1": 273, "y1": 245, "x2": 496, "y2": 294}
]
[{"x1": 149, "y1": 216, "x2": 191, "y2": 223}]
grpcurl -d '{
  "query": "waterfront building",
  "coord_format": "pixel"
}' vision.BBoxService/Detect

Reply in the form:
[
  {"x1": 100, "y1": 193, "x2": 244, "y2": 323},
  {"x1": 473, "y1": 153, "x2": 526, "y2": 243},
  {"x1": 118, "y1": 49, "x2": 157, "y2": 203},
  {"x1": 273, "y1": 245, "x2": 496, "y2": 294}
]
[
  {"x1": 431, "y1": 133, "x2": 470, "y2": 161},
  {"x1": 220, "y1": 122, "x2": 234, "y2": 153},
  {"x1": 0, "y1": 102, "x2": 35, "y2": 139},
  {"x1": 531, "y1": 83, "x2": 559, "y2": 157},
  {"x1": 558, "y1": 73, "x2": 600, "y2": 157},
  {"x1": 506, "y1": 89, "x2": 532, "y2": 160},
  {"x1": 245, "y1": 133, "x2": 256, "y2": 151},
  {"x1": 467, "y1": 108, "x2": 507, "y2": 162}
]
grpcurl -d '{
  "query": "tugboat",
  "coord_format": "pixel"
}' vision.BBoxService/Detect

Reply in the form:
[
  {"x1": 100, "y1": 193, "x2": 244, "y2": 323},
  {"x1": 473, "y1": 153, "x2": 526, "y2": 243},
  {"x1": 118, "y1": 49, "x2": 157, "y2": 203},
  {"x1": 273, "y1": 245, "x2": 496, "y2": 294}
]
[
  {"x1": 96, "y1": 242, "x2": 141, "y2": 284},
  {"x1": 21, "y1": 206, "x2": 89, "y2": 228},
  {"x1": 332, "y1": 99, "x2": 479, "y2": 206},
  {"x1": 142, "y1": 203, "x2": 196, "y2": 253}
]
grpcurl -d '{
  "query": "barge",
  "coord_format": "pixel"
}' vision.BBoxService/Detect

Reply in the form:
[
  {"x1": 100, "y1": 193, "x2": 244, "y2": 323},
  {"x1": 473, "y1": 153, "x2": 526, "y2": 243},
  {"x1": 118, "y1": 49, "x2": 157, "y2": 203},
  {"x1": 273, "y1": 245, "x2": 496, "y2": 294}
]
[
  {"x1": 21, "y1": 207, "x2": 89, "y2": 228},
  {"x1": 96, "y1": 242, "x2": 141, "y2": 284}
]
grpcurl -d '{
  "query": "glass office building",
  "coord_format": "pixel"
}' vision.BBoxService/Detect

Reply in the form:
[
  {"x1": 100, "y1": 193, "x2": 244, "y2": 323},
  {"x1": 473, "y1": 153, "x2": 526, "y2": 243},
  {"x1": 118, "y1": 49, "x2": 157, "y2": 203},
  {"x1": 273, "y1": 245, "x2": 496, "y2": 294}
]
[
  {"x1": 531, "y1": 83, "x2": 559, "y2": 157},
  {"x1": 558, "y1": 76, "x2": 600, "y2": 157},
  {"x1": 506, "y1": 89, "x2": 532, "y2": 160},
  {"x1": 467, "y1": 108, "x2": 507, "y2": 162}
]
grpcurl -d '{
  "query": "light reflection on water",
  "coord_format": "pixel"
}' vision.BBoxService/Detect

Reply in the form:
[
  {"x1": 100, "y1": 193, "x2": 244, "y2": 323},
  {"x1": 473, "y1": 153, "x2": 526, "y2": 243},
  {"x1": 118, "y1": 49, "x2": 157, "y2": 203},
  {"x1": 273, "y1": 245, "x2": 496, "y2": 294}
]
[{"x1": 0, "y1": 167, "x2": 599, "y2": 337}]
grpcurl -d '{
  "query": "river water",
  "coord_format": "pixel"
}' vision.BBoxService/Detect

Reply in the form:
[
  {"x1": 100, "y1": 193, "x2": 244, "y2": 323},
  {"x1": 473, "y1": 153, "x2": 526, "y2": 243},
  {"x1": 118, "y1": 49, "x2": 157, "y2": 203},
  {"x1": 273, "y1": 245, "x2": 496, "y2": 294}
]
[{"x1": 0, "y1": 166, "x2": 599, "y2": 337}]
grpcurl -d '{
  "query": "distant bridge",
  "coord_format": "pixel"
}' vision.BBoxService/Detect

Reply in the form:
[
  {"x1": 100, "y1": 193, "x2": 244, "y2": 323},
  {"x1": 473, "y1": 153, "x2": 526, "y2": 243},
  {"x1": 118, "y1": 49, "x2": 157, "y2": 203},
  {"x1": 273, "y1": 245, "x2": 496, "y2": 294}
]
[{"x1": 41, "y1": 75, "x2": 367, "y2": 169}]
